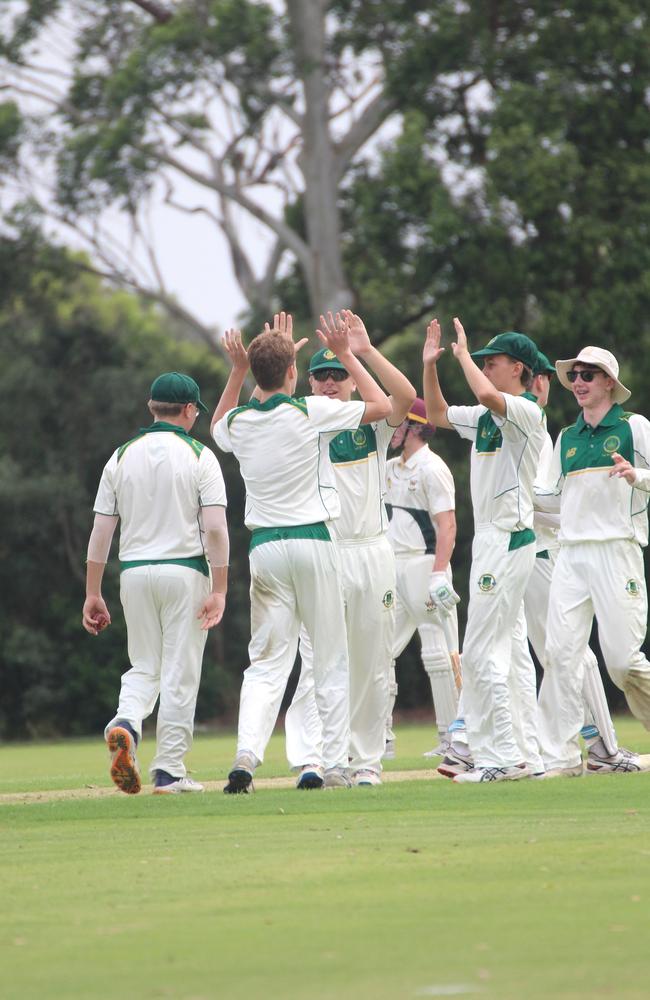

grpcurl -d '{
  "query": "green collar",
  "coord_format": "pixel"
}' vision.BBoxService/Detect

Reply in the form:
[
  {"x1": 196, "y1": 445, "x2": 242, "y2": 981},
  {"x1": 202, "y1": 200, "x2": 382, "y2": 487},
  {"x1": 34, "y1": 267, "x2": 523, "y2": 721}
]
[
  {"x1": 522, "y1": 391, "x2": 540, "y2": 405},
  {"x1": 247, "y1": 394, "x2": 294, "y2": 411},
  {"x1": 139, "y1": 421, "x2": 192, "y2": 438},
  {"x1": 576, "y1": 403, "x2": 623, "y2": 433}
]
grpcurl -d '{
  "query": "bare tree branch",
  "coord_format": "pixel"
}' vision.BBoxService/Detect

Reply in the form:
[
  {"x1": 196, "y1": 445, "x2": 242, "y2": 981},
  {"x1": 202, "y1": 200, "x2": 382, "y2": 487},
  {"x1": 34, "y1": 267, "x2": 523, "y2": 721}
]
[
  {"x1": 333, "y1": 90, "x2": 397, "y2": 179},
  {"x1": 128, "y1": 0, "x2": 173, "y2": 24}
]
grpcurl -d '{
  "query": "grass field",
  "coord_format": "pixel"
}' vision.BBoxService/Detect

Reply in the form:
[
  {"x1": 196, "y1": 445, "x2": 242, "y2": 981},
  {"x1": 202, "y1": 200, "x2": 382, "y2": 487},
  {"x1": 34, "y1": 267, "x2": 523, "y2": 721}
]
[{"x1": 2, "y1": 720, "x2": 650, "y2": 1000}]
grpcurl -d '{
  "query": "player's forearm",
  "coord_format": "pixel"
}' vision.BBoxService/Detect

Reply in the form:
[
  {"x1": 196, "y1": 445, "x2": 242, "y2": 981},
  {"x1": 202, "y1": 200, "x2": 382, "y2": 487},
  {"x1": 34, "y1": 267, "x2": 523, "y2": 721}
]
[
  {"x1": 358, "y1": 346, "x2": 416, "y2": 424},
  {"x1": 339, "y1": 351, "x2": 392, "y2": 421},
  {"x1": 432, "y1": 511, "x2": 456, "y2": 571},
  {"x1": 456, "y1": 351, "x2": 505, "y2": 415},
  {"x1": 211, "y1": 368, "x2": 248, "y2": 430},
  {"x1": 86, "y1": 560, "x2": 106, "y2": 598},
  {"x1": 423, "y1": 361, "x2": 452, "y2": 429},
  {"x1": 203, "y1": 507, "x2": 230, "y2": 592}
]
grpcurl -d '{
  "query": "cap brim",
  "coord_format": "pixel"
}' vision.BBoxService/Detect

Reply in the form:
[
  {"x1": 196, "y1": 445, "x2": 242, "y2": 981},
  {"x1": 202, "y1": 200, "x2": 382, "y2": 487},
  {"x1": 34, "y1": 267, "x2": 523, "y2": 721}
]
[
  {"x1": 197, "y1": 400, "x2": 209, "y2": 412},
  {"x1": 309, "y1": 363, "x2": 348, "y2": 373},
  {"x1": 555, "y1": 358, "x2": 631, "y2": 402}
]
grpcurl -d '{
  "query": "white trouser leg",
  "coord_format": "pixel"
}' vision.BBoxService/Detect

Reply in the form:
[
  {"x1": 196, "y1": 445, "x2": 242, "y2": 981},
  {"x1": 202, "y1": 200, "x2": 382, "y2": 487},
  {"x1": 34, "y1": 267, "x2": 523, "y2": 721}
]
[
  {"x1": 508, "y1": 603, "x2": 543, "y2": 773},
  {"x1": 345, "y1": 538, "x2": 395, "y2": 773},
  {"x1": 384, "y1": 572, "x2": 418, "y2": 741},
  {"x1": 385, "y1": 661, "x2": 398, "y2": 743},
  {"x1": 590, "y1": 540, "x2": 650, "y2": 730},
  {"x1": 462, "y1": 527, "x2": 535, "y2": 768},
  {"x1": 108, "y1": 565, "x2": 209, "y2": 777},
  {"x1": 420, "y1": 618, "x2": 459, "y2": 738},
  {"x1": 538, "y1": 546, "x2": 594, "y2": 769},
  {"x1": 525, "y1": 550, "x2": 618, "y2": 754},
  {"x1": 285, "y1": 627, "x2": 323, "y2": 769}
]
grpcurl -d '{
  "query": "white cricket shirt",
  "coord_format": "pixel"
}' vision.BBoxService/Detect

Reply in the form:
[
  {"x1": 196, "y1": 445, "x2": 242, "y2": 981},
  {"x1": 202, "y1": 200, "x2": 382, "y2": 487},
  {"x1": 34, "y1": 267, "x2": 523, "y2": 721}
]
[
  {"x1": 385, "y1": 445, "x2": 455, "y2": 556},
  {"x1": 327, "y1": 419, "x2": 394, "y2": 541},
  {"x1": 93, "y1": 423, "x2": 227, "y2": 561},
  {"x1": 447, "y1": 392, "x2": 545, "y2": 533},
  {"x1": 212, "y1": 393, "x2": 365, "y2": 528}
]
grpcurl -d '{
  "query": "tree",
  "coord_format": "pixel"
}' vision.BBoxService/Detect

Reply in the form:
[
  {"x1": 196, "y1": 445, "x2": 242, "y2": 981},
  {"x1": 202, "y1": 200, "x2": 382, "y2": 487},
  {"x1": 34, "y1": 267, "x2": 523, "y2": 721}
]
[{"x1": 0, "y1": 222, "x2": 252, "y2": 738}]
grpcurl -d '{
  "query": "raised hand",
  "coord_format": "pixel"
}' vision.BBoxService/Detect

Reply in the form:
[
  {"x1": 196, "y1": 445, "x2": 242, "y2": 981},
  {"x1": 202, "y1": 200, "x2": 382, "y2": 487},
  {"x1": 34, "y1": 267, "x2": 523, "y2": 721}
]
[
  {"x1": 341, "y1": 309, "x2": 372, "y2": 356},
  {"x1": 263, "y1": 310, "x2": 308, "y2": 355},
  {"x1": 423, "y1": 318, "x2": 445, "y2": 366},
  {"x1": 222, "y1": 328, "x2": 249, "y2": 372},
  {"x1": 316, "y1": 310, "x2": 352, "y2": 359},
  {"x1": 451, "y1": 317, "x2": 469, "y2": 359}
]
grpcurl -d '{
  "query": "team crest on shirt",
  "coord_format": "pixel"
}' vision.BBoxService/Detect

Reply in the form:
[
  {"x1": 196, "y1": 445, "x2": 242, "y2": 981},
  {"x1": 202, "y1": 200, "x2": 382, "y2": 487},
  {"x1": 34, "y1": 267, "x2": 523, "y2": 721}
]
[
  {"x1": 566, "y1": 447, "x2": 577, "y2": 459},
  {"x1": 478, "y1": 573, "x2": 497, "y2": 592},
  {"x1": 626, "y1": 579, "x2": 641, "y2": 597},
  {"x1": 603, "y1": 435, "x2": 621, "y2": 455},
  {"x1": 352, "y1": 428, "x2": 367, "y2": 448},
  {"x1": 382, "y1": 590, "x2": 394, "y2": 609},
  {"x1": 408, "y1": 478, "x2": 417, "y2": 491}
]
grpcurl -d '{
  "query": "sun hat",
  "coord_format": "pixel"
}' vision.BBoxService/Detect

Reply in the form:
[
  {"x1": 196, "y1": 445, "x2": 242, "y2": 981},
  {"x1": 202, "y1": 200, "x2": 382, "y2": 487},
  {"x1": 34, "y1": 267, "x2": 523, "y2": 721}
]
[{"x1": 555, "y1": 347, "x2": 630, "y2": 403}]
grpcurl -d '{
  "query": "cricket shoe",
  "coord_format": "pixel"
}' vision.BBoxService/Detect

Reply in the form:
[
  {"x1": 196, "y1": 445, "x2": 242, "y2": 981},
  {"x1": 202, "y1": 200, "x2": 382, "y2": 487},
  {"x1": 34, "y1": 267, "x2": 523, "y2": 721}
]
[
  {"x1": 453, "y1": 764, "x2": 530, "y2": 784},
  {"x1": 382, "y1": 739, "x2": 396, "y2": 760},
  {"x1": 586, "y1": 746, "x2": 645, "y2": 775},
  {"x1": 437, "y1": 749, "x2": 474, "y2": 779},
  {"x1": 153, "y1": 776, "x2": 204, "y2": 794},
  {"x1": 224, "y1": 751, "x2": 257, "y2": 794},
  {"x1": 423, "y1": 739, "x2": 451, "y2": 759},
  {"x1": 323, "y1": 766, "x2": 352, "y2": 788},
  {"x1": 296, "y1": 764, "x2": 325, "y2": 790},
  {"x1": 352, "y1": 769, "x2": 382, "y2": 787},
  {"x1": 106, "y1": 725, "x2": 141, "y2": 795},
  {"x1": 539, "y1": 764, "x2": 583, "y2": 779}
]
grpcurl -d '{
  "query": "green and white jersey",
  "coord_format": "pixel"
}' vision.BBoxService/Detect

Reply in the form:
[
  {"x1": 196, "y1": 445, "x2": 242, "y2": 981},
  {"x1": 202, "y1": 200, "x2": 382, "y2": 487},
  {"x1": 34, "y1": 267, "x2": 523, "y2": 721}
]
[
  {"x1": 385, "y1": 446, "x2": 455, "y2": 556},
  {"x1": 327, "y1": 419, "x2": 394, "y2": 541},
  {"x1": 93, "y1": 422, "x2": 227, "y2": 562},
  {"x1": 533, "y1": 431, "x2": 560, "y2": 554},
  {"x1": 213, "y1": 393, "x2": 365, "y2": 528},
  {"x1": 535, "y1": 405, "x2": 650, "y2": 545},
  {"x1": 447, "y1": 392, "x2": 545, "y2": 535}
]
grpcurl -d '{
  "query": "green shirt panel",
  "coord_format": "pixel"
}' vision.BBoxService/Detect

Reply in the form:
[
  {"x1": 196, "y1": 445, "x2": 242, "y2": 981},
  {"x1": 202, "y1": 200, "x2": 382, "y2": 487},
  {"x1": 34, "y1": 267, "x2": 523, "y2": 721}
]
[
  {"x1": 560, "y1": 405, "x2": 634, "y2": 476},
  {"x1": 329, "y1": 424, "x2": 378, "y2": 464}
]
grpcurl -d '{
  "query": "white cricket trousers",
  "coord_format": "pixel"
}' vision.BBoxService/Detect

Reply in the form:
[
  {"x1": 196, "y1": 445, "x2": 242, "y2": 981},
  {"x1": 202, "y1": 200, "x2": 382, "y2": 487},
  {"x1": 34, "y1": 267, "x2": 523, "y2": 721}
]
[
  {"x1": 385, "y1": 555, "x2": 459, "y2": 743},
  {"x1": 539, "y1": 539, "x2": 650, "y2": 769},
  {"x1": 285, "y1": 535, "x2": 395, "y2": 773},
  {"x1": 462, "y1": 526, "x2": 536, "y2": 769},
  {"x1": 104, "y1": 564, "x2": 209, "y2": 777},
  {"x1": 525, "y1": 550, "x2": 618, "y2": 755},
  {"x1": 237, "y1": 535, "x2": 350, "y2": 770}
]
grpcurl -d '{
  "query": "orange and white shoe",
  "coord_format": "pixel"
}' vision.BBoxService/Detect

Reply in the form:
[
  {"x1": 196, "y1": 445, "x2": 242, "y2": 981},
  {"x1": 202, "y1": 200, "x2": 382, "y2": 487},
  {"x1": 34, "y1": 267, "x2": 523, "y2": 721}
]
[{"x1": 106, "y1": 726, "x2": 141, "y2": 795}]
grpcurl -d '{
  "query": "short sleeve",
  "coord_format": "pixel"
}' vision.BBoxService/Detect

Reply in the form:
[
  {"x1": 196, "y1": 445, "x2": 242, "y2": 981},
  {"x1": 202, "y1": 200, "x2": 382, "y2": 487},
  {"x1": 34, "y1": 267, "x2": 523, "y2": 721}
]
[
  {"x1": 306, "y1": 395, "x2": 366, "y2": 433},
  {"x1": 630, "y1": 414, "x2": 650, "y2": 470},
  {"x1": 446, "y1": 404, "x2": 483, "y2": 443},
  {"x1": 93, "y1": 452, "x2": 119, "y2": 516},
  {"x1": 423, "y1": 460, "x2": 455, "y2": 516},
  {"x1": 496, "y1": 394, "x2": 544, "y2": 438},
  {"x1": 199, "y1": 448, "x2": 227, "y2": 507},
  {"x1": 212, "y1": 413, "x2": 233, "y2": 453}
]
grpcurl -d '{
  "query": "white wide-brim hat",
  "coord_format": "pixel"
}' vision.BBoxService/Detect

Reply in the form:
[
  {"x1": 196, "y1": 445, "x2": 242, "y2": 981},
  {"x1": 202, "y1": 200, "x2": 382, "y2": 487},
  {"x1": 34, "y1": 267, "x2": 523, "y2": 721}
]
[{"x1": 556, "y1": 346, "x2": 631, "y2": 404}]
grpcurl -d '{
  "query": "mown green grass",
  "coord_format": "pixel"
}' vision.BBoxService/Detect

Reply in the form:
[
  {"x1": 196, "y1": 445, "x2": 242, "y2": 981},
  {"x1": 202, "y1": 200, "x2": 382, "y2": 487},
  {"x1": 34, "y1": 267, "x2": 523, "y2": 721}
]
[{"x1": 1, "y1": 721, "x2": 650, "y2": 1000}]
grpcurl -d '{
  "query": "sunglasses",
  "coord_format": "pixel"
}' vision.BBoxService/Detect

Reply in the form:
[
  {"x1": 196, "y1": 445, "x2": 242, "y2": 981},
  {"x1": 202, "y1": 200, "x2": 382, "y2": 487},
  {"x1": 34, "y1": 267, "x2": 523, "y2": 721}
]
[
  {"x1": 567, "y1": 369, "x2": 604, "y2": 383},
  {"x1": 311, "y1": 368, "x2": 349, "y2": 382}
]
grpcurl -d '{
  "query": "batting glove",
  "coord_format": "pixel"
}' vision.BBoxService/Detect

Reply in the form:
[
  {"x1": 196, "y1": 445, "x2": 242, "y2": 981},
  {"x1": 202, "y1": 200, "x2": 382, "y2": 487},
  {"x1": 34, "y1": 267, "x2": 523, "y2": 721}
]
[{"x1": 427, "y1": 572, "x2": 460, "y2": 614}]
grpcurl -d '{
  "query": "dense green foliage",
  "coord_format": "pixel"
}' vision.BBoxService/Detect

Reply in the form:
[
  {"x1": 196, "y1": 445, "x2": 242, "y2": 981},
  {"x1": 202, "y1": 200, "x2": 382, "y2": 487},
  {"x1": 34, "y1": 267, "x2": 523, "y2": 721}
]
[{"x1": 0, "y1": 226, "x2": 255, "y2": 738}]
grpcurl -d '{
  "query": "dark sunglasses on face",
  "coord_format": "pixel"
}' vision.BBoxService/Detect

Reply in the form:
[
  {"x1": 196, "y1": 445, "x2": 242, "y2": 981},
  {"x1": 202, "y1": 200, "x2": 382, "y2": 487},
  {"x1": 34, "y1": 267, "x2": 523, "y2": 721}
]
[
  {"x1": 567, "y1": 369, "x2": 603, "y2": 383},
  {"x1": 311, "y1": 368, "x2": 349, "y2": 382}
]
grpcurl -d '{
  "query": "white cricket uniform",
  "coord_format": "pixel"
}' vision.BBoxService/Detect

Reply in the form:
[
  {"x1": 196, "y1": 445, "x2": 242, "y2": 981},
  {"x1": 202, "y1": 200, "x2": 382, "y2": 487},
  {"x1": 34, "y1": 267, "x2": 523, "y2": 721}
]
[
  {"x1": 535, "y1": 405, "x2": 650, "y2": 768},
  {"x1": 382, "y1": 445, "x2": 458, "y2": 745},
  {"x1": 213, "y1": 393, "x2": 366, "y2": 770},
  {"x1": 285, "y1": 419, "x2": 396, "y2": 775},
  {"x1": 447, "y1": 392, "x2": 546, "y2": 769},
  {"x1": 523, "y1": 432, "x2": 618, "y2": 756},
  {"x1": 96, "y1": 423, "x2": 227, "y2": 777}
]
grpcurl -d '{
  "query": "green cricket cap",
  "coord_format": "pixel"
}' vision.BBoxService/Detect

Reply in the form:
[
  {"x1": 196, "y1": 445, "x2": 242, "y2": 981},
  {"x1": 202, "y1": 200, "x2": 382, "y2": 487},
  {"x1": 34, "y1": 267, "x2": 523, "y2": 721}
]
[
  {"x1": 150, "y1": 372, "x2": 208, "y2": 412},
  {"x1": 534, "y1": 350, "x2": 555, "y2": 376},
  {"x1": 308, "y1": 347, "x2": 348, "y2": 373},
  {"x1": 471, "y1": 332, "x2": 539, "y2": 372}
]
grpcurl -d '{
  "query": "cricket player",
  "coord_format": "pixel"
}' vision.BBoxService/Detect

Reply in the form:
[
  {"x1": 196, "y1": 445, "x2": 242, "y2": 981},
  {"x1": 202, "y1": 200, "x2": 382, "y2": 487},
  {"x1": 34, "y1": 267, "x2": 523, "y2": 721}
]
[
  {"x1": 211, "y1": 313, "x2": 392, "y2": 792},
  {"x1": 83, "y1": 372, "x2": 229, "y2": 795},
  {"x1": 424, "y1": 319, "x2": 546, "y2": 782},
  {"x1": 284, "y1": 311, "x2": 416, "y2": 788},
  {"x1": 523, "y1": 351, "x2": 642, "y2": 776},
  {"x1": 535, "y1": 347, "x2": 650, "y2": 774},
  {"x1": 382, "y1": 398, "x2": 459, "y2": 759}
]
